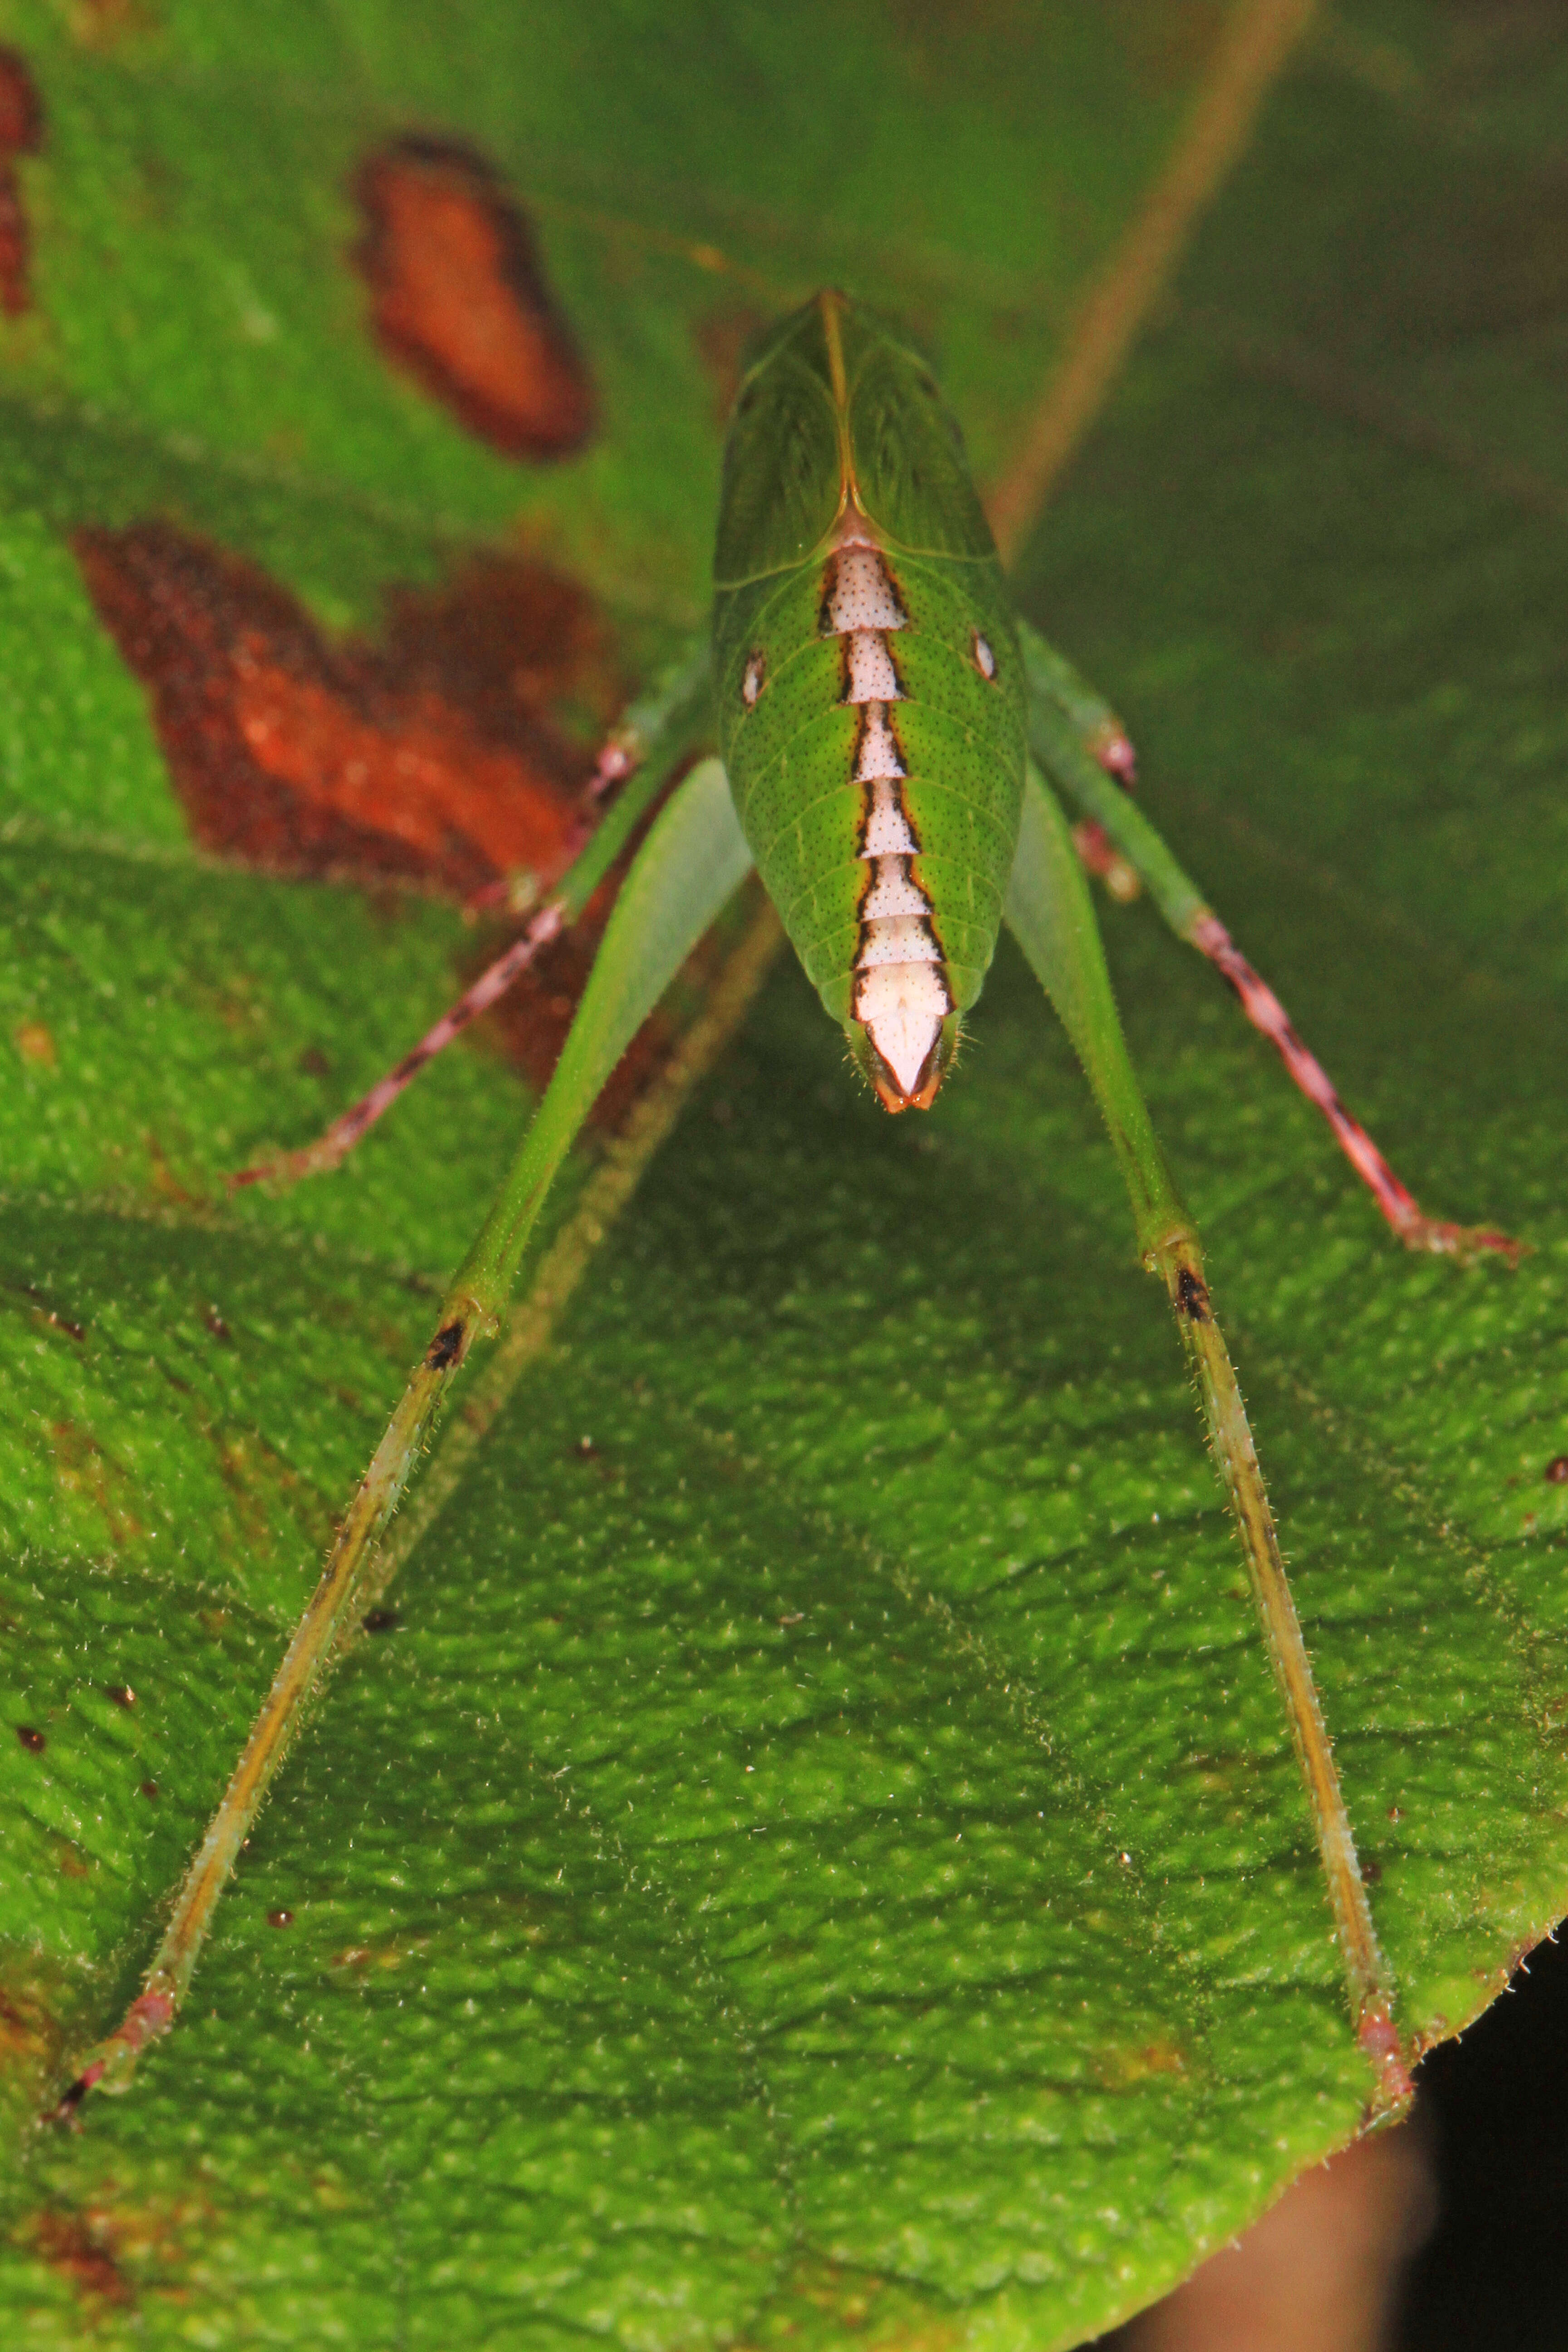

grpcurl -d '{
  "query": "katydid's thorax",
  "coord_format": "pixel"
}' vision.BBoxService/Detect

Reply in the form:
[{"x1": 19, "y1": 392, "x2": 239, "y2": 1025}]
[{"x1": 711, "y1": 292, "x2": 1026, "y2": 1111}]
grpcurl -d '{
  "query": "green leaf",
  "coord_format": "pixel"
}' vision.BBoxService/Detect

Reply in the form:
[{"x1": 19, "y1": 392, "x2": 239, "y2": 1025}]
[{"x1": 1, "y1": 2, "x2": 1564, "y2": 2344}]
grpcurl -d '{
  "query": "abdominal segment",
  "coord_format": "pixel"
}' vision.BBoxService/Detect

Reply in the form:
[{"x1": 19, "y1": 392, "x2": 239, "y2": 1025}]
[{"x1": 821, "y1": 534, "x2": 952, "y2": 1109}]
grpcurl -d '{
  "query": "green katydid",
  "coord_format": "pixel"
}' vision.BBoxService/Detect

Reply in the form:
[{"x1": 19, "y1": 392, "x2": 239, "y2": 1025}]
[{"x1": 54, "y1": 287, "x2": 1515, "y2": 2124}]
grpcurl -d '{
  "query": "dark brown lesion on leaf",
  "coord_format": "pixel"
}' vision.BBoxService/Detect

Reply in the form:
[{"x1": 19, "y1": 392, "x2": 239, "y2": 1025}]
[
  {"x1": 71, "y1": 520, "x2": 604, "y2": 898},
  {"x1": 353, "y1": 136, "x2": 595, "y2": 459},
  {"x1": 1176, "y1": 1266, "x2": 1209, "y2": 1322},
  {"x1": 29, "y1": 2209, "x2": 133, "y2": 2308},
  {"x1": 0, "y1": 48, "x2": 42, "y2": 319},
  {"x1": 69, "y1": 516, "x2": 701, "y2": 1136}
]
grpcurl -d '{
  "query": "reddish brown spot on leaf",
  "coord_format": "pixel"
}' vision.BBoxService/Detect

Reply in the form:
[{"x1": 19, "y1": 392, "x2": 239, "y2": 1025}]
[
  {"x1": 1546, "y1": 1455, "x2": 1568, "y2": 1485},
  {"x1": 355, "y1": 137, "x2": 594, "y2": 459},
  {"x1": 74, "y1": 520, "x2": 730, "y2": 1143},
  {"x1": 267, "y1": 1908, "x2": 294, "y2": 1928},
  {"x1": 73, "y1": 521, "x2": 604, "y2": 898},
  {"x1": 16, "y1": 1725, "x2": 44, "y2": 1753},
  {"x1": 69, "y1": 0, "x2": 151, "y2": 49},
  {"x1": 0, "y1": 1975, "x2": 55, "y2": 2068},
  {"x1": 0, "y1": 49, "x2": 42, "y2": 319},
  {"x1": 105, "y1": 1684, "x2": 135, "y2": 1706},
  {"x1": 139, "y1": 1779, "x2": 157, "y2": 1798},
  {"x1": 30, "y1": 2211, "x2": 133, "y2": 2308},
  {"x1": 14, "y1": 1017, "x2": 55, "y2": 1066}
]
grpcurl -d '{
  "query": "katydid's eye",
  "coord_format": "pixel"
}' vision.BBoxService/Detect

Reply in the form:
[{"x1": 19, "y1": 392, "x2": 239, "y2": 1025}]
[
  {"x1": 972, "y1": 630, "x2": 997, "y2": 680},
  {"x1": 743, "y1": 650, "x2": 766, "y2": 707}
]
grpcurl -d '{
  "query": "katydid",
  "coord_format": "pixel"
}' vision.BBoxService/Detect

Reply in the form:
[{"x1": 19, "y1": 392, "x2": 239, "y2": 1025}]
[{"x1": 54, "y1": 288, "x2": 1514, "y2": 2124}]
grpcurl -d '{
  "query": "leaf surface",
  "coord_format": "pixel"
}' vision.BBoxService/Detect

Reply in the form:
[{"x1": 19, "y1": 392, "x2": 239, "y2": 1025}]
[{"x1": 0, "y1": 3, "x2": 1564, "y2": 2345}]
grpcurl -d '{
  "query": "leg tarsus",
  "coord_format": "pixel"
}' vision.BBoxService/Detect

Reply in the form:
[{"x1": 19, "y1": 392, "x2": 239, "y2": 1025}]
[
  {"x1": 1358, "y1": 2002, "x2": 1416, "y2": 2117},
  {"x1": 43, "y1": 1990, "x2": 175, "y2": 2124}
]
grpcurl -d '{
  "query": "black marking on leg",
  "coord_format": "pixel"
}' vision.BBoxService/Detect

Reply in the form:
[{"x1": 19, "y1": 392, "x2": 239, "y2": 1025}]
[
  {"x1": 425, "y1": 1318, "x2": 467, "y2": 1370},
  {"x1": 49, "y1": 2077, "x2": 89, "y2": 2127},
  {"x1": 1176, "y1": 1268, "x2": 1209, "y2": 1323}
]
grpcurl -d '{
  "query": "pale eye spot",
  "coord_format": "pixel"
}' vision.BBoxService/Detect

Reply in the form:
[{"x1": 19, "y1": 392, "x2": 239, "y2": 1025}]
[
  {"x1": 742, "y1": 650, "x2": 766, "y2": 708},
  {"x1": 972, "y1": 630, "x2": 997, "y2": 681}
]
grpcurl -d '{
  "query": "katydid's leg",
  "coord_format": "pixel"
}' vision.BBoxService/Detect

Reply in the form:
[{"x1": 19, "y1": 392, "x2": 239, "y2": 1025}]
[
  {"x1": 462, "y1": 674, "x2": 662, "y2": 916},
  {"x1": 1019, "y1": 622, "x2": 1138, "y2": 786},
  {"x1": 53, "y1": 761, "x2": 754, "y2": 2119},
  {"x1": 233, "y1": 639, "x2": 715, "y2": 1188},
  {"x1": 1071, "y1": 818, "x2": 1141, "y2": 904},
  {"x1": 1017, "y1": 619, "x2": 1519, "y2": 1263},
  {"x1": 1004, "y1": 763, "x2": 1411, "y2": 2115}
]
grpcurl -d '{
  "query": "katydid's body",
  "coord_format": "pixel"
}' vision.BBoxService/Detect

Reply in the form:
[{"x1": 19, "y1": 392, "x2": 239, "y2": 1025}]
[
  {"x1": 59, "y1": 290, "x2": 1517, "y2": 2126},
  {"x1": 713, "y1": 297, "x2": 1025, "y2": 1108}
]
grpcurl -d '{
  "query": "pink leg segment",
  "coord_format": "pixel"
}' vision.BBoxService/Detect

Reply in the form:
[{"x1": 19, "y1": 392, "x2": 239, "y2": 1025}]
[
  {"x1": 463, "y1": 736, "x2": 633, "y2": 916},
  {"x1": 232, "y1": 732, "x2": 641, "y2": 1190},
  {"x1": 1190, "y1": 913, "x2": 1520, "y2": 1262},
  {"x1": 1072, "y1": 819, "x2": 1142, "y2": 905},
  {"x1": 1096, "y1": 729, "x2": 1137, "y2": 788},
  {"x1": 232, "y1": 902, "x2": 570, "y2": 1188}
]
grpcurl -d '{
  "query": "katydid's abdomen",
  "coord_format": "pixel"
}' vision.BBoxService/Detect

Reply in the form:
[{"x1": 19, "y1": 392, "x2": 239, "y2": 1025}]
[{"x1": 713, "y1": 291, "x2": 1026, "y2": 1109}]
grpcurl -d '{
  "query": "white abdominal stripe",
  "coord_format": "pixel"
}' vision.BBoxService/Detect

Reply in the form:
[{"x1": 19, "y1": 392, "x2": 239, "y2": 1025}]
[{"x1": 822, "y1": 536, "x2": 951, "y2": 1102}]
